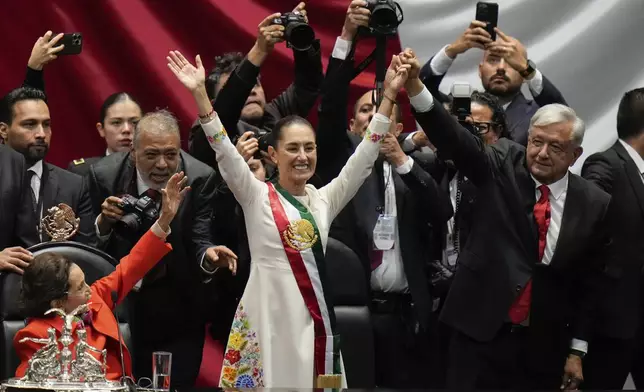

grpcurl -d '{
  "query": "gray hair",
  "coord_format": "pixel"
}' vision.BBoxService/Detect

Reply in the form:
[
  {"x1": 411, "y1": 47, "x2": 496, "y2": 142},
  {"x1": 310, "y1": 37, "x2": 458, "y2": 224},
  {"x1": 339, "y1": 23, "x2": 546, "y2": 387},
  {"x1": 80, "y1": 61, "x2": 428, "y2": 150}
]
[
  {"x1": 529, "y1": 104, "x2": 585, "y2": 147},
  {"x1": 133, "y1": 109, "x2": 181, "y2": 148}
]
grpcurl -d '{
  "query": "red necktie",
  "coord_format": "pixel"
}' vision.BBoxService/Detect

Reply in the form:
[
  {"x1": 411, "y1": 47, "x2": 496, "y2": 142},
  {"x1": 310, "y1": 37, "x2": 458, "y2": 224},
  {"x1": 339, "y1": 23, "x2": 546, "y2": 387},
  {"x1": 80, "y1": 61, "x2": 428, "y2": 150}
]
[
  {"x1": 370, "y1": 247, "x2": 383, "y2": 271},
  {"x1": 508, "y1": 184, "x2": 551, "y2": 324}
]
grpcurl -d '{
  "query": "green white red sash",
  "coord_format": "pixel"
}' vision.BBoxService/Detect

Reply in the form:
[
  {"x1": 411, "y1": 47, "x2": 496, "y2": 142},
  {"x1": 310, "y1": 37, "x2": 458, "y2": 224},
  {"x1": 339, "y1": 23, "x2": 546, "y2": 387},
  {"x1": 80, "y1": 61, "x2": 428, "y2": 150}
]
[{"x1": 266, "y1": 182, "x2": 341, "y2": 382}]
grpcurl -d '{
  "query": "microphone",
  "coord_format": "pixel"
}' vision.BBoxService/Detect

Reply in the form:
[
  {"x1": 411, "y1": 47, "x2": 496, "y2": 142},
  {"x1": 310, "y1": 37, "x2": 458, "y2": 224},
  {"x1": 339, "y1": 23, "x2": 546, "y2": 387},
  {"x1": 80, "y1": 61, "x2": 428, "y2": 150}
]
[{"x1": 111, "y1": 291, "x2": 136, "y2": 392}]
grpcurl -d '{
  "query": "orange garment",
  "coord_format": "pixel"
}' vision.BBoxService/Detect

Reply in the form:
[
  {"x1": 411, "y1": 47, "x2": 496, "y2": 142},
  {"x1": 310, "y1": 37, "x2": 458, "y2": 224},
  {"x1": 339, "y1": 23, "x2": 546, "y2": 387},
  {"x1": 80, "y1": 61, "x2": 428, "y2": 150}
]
[{"x1": 14, "y1": 230, "x2": 172, "y2": 380}]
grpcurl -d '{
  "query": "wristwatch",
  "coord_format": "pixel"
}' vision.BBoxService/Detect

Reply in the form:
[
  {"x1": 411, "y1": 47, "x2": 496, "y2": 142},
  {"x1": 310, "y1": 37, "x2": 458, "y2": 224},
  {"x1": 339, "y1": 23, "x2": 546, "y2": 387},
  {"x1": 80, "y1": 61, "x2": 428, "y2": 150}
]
[{"x1": 519, "y1": 59, "x2": 537, "y2": 79}]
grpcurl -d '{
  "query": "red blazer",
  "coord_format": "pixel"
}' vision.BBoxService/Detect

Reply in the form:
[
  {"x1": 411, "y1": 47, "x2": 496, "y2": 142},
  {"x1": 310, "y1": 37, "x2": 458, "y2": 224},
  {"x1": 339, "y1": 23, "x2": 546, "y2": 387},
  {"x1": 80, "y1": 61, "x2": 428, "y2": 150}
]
[{"x1": 14, "y1": 229, "x2": 172, "y2": 380}]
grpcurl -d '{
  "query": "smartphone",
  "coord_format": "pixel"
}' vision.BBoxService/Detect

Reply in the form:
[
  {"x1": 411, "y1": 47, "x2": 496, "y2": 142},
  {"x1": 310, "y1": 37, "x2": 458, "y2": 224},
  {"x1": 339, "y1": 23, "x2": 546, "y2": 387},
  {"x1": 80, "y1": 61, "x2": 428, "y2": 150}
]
[
  {"x1": 450, "y1": 82, "x2": 472, "y2": 121},
  {"x1": 475, "y1": 2, "x2": 499, "y2": 42},
  {"x1": 54, "y1": 33, "x2": 83, "y2": 55}
]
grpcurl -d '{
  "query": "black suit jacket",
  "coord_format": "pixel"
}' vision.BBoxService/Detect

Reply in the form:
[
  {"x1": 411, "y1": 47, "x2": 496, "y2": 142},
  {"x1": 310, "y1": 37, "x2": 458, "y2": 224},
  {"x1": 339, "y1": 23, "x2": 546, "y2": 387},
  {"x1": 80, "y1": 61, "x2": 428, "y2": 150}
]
[
  {"x1": 87, "y1": 150, "x2": 217, "y2": 339},
  {"x1": 415, "y1": 101, "x2": 611, "y2": 372},
  {"x1": 582, "y1": 141, "x2": 644, "y2": 339},
  {"x1": 66, "y1": 156, "x2": 103, "y2": 177},
  {"x1": 0, "y1": 145, "x2": 38, "y2": 250},
  {"x1": 20, "y1": 163, "x2": 96, "y2": 246},
  {"x1": 189, "y1": 41, "x2": 323, "y2": 167},
  {"x1": 419, "y1": 55, "x2": 567, "y2": 146},
  {"x1": 315, "y1": 55, "x2": 453, "y2": 329}
]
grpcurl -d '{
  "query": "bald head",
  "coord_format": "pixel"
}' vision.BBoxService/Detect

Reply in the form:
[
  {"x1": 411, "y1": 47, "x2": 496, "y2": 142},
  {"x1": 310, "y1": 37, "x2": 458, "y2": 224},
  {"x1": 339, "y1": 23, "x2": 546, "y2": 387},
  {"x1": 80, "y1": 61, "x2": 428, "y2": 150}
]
[{"x1": 350, "y1": 90, "x2": 403, "y2": 136}]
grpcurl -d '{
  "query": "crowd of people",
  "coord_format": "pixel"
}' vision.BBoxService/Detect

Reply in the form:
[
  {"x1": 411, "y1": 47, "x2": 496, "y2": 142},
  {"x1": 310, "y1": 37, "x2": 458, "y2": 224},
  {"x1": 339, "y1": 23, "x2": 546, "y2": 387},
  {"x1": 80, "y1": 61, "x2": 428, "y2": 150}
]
[{"x1": 1, "y1": 1, "x2": 644, "y2": 390}]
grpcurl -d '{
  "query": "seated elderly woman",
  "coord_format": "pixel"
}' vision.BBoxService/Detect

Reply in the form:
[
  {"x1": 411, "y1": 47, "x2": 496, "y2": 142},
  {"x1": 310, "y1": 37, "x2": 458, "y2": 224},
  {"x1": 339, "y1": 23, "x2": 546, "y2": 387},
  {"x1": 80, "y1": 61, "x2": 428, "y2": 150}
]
[{"x1": 13, "y1": 172, "x2": 208, "y2": 381}]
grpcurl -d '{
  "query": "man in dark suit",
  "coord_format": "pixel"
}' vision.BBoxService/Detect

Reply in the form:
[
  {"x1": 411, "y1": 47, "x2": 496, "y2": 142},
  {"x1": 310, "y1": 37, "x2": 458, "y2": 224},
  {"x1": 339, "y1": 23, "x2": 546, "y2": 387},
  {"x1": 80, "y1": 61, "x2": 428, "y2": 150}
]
[
  {"x1": 402, "y1": 50, "x2": 611, "y2": 390},
  {"x1": 188, "y1": 5, "x2": 323, "y2": 169},
  {"x1": 314, "y1": 8, "x2": 453, "y2": 386},
  {"x1": 418, "y1": 20, "x2": 567, "y2": 146},
  {"x1": 88, "y1": 109, "x2": 235, "y2": 388},
  {"x1": 0, "y1": 144, "x2": 37, "y2": 274},
  {"x1": 581, "y1": 88, "x2": 644, "y2": 390},
  {"x1": 0, "y1": 87, "x2": 95, "y2": 245}
]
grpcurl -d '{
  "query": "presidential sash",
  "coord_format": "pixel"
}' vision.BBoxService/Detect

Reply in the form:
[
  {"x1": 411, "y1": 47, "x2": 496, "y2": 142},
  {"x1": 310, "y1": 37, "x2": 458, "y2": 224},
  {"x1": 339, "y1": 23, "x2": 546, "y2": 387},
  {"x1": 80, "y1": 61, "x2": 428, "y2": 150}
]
[{"x1": 266, "y1": 182, "x2": 342, "y2": 388}]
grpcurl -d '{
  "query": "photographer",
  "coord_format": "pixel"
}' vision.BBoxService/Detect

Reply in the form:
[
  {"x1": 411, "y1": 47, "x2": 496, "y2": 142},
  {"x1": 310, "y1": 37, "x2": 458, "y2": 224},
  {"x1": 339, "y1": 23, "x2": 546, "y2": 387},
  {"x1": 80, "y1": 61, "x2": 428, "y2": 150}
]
[
  {"x1": 87, "y1": 109, "x2": 237, "y2": 388},
  {"x1": 188, "y1": 2, "x2": 323, "y2": 170},
  {"x1": 416, "y1": 17, "x2": 566, "y2": 146}
]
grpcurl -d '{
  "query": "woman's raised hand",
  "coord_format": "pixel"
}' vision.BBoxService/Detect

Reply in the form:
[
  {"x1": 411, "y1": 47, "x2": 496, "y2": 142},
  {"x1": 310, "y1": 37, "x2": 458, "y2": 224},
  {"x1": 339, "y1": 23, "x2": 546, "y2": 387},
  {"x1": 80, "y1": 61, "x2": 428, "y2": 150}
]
[{"x1": 167, "y1": 50, "x2": 205, "y2": 93}]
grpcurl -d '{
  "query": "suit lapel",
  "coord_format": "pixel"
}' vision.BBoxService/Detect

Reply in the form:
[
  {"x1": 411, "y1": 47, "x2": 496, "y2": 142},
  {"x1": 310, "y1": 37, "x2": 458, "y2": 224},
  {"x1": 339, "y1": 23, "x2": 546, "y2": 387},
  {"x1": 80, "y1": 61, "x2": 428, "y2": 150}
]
[
  {"x1": 549, "y1": 174, "x2": 582, "y2": 267},
  {"x1": 508, "y1": 157, "x2": 539, "y2": 257},
  {"x1": 614, "y1": 142, "x2": 644, "y2": 221},
  {"x1": 40, "y1": 164, "x2": 58, "y2": 212},
  {"x1": 39, "y1": 165, "x2": 59, "y2": 241}
]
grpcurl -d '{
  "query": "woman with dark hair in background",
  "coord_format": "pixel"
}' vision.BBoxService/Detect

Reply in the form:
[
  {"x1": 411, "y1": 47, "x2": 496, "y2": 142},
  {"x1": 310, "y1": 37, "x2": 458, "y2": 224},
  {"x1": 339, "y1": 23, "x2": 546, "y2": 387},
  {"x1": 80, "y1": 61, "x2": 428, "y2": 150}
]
[
  {"x1": 167, "y1": 49, "x2": 410, "y2": 388},
  {"x1": 13, "y1": 172, "x2": 194, "y2": 380},
  {"x1": 67, "y1": 92, "x2": 142, "y2": 176}
]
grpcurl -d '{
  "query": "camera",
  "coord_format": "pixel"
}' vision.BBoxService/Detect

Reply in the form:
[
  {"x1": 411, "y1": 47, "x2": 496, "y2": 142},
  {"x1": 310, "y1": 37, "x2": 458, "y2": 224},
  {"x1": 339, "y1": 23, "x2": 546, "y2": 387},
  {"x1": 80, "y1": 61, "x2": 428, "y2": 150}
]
[
  {"x1": 273, "y1": 11, "x2": 315, "y2": 51},
  {"x1": 115, "y1": 194, "x2": 160, "y2": 234},
  {"x1": 365, "y1": 0, "x2": 403, "y2": 36},
  {"x1": 450, "y1": 82, "x2": 472, "y2": 122}
]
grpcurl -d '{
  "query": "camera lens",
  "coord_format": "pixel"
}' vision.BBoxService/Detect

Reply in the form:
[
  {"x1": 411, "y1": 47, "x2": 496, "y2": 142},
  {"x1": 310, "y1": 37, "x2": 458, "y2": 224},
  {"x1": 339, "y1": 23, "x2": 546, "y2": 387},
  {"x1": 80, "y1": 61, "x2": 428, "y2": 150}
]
[
  {"x1": 371, "y1": 4, "x2": 398, "y2": 29},
  {"x1": 286, "y1": 23, "x2": 314, "y2": 51},
  {"x1": 115, "y1": 213, "x2": 141, "y2": 234}
]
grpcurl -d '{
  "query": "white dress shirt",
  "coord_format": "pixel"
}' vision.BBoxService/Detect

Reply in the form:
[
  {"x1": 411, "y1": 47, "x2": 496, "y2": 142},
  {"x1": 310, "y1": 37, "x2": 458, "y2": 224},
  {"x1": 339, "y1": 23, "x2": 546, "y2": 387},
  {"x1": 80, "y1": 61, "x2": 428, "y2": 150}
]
[
  {"x1": 370, "y1": 158, "x2": 414, "y2": 293},
  {"x1": 619, "y1": 139, "x2": 644, "y2": 183},
  {"x1": 28, "y1": 160, "x2": 44, "y2": 207}
]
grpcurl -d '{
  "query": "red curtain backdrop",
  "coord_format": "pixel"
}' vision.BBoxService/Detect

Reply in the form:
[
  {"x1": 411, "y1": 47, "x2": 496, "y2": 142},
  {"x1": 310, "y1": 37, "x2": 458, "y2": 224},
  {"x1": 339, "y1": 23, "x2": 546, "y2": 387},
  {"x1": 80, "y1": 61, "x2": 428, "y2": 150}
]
[{"x1": 0, "y1": 0, "x2": 407, "y2": 168}]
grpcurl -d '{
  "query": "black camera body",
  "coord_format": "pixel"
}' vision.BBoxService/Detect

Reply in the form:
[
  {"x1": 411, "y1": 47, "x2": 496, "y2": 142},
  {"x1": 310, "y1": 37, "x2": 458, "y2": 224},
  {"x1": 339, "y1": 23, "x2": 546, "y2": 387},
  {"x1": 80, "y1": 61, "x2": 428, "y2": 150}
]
[
  {"x1": 116, "y1": 194, "x2": 160, "y2": 235},
  {"x1": 273, "y1": 12, "x2": 315, "y2": 52},
  {"x1": 365, "y1": 0, "x2": 402, "y2": 36}
]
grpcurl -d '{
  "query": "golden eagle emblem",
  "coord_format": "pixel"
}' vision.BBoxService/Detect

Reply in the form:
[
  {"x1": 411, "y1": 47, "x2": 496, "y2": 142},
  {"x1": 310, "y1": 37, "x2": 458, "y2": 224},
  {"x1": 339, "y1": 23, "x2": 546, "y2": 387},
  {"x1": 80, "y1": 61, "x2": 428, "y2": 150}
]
[
  {"x1": 283, "y1": 219, "x2": 318, "y2": 251},
  {"x1": 41, "y1": 203, "x2": 80, "y2": 242}
]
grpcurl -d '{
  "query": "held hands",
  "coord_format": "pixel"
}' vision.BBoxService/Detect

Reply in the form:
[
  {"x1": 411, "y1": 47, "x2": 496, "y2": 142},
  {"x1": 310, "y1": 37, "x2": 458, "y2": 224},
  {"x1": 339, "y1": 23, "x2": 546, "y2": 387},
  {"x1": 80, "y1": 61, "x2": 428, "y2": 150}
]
[
  {"x1": 487, "y1": 28, "x2": 529, "y2": 74},
  {"x1": 561, "y1": 354, "x2": 583, "y2": 390},
  {"x1": 237, "y1": 132, "x2": 259, "y2": 161},
  {"x1": 0, "y1": 247, "x2": 34, "y2": 275},
  {"x1": 205, "y1": 246, "x2": 238, "y2": 276},
  {"x1": 28, "y1": 31, "x2": 65, "y2": 71},
  {"x1": 445, "y1": 20, "x2": 493, "y2": 58},
  {"x1": 399, "y1": 48, "x2": 424, "y2": 97},
  {"x1": 158, "y1": 171, "x2": 191, "y2": 230},
  {"x1": 167, "y1": 51, "x2": 205, "y2": 93},
  {"x1": 384, "y1": 55, "x2": 410, "y2": 97},
  {"x1": 341, "y1": 0, "x2": 370, "y2": 40}
]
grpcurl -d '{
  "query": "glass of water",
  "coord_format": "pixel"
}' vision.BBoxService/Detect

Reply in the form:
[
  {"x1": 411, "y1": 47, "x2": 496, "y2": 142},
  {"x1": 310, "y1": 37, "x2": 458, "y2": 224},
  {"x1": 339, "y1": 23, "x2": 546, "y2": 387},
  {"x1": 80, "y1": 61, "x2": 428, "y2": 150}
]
[{"x1": 152, "y1": 351, "x2": 172, "y2": 391}]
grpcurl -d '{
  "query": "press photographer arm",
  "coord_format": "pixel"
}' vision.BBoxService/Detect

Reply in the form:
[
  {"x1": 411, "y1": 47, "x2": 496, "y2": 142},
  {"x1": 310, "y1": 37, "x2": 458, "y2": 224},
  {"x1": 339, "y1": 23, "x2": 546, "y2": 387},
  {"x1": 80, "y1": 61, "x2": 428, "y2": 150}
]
[
  {"x1": 22, "y1": 31, "x2": 65, "y2": 92},
  {"x1": 402, "y1": 50, "x2": 492, "y2": 186}
]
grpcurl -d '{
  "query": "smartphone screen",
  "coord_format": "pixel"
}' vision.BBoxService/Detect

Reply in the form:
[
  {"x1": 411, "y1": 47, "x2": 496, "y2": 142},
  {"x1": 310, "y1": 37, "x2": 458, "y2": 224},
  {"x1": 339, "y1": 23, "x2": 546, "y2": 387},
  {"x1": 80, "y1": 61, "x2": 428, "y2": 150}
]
[{"x1": 476, "y1": 2, "x2": 499, "y2": 42}]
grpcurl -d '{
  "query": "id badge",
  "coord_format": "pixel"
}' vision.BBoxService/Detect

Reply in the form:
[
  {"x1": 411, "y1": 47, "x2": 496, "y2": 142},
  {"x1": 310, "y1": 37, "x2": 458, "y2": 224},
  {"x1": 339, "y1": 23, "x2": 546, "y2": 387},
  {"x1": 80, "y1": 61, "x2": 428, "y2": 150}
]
[{"x1": 373, "y1": 214, "x2": 396, "y2": 250}]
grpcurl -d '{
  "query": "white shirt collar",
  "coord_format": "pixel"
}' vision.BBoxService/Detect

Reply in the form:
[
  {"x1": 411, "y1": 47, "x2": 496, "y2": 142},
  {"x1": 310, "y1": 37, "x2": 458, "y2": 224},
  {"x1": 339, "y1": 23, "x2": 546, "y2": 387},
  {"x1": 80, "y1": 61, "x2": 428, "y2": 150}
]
[
  {"x1": 136, "y1": 169, "x2": 153, "y2": 195},
  {"x1": 28, "y1": 160, "x2": 44, "y2": 180},
  {"x1": 618, "y1": 139, "x2": 644, "y2": 174},
  {"x1": 532, "y1": 171, "x2": 569, "y2": 201},
  {"x1": 106, "y1": 149, "x2": 112, "y2": 157}
]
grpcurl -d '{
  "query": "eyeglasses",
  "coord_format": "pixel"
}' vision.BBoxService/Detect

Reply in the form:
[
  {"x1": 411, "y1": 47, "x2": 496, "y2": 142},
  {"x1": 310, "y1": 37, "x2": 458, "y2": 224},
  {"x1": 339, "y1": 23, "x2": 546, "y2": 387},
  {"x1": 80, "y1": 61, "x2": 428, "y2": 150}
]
[{"x1": 472, "y1": 121, "x2": 498, "y2": 135}]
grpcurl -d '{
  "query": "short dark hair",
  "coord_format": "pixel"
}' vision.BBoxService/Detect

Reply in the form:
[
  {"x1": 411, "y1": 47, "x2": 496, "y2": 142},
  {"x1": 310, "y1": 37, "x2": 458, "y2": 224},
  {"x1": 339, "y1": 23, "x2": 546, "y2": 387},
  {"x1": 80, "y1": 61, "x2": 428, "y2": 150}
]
[
  {"x1": 471, "y1": 91, "x2": 509, "y2": 139},
  {"x1": 0, "y1": 87, "x2": 48, "y2": 125},
  {"x1": 617, "y1": 88, "x2": 644, "y2": 141},
  {"x1": 353, "y1": 91, "x2": 403, "y2": 124},
  {"x1": 20, "y1": 253, "x2": 72, "y2": 319},
  {"x1": 99, "y1": 92, "x2": 141, "y2": 125},
  {"x1": 271, "y1": 115, "x2": 314, "y2": 147},
  {"x1": 205, "y1": 52, "x2": 245, "y2": 101}
]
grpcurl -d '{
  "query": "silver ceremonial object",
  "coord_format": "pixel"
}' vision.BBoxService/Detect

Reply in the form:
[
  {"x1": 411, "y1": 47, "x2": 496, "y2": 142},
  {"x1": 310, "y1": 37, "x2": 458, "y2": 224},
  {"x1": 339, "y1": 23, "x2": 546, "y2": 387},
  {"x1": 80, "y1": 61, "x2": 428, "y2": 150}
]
[{"x1": 1, "y1": 304, "x2": 124, "y2": 392}]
